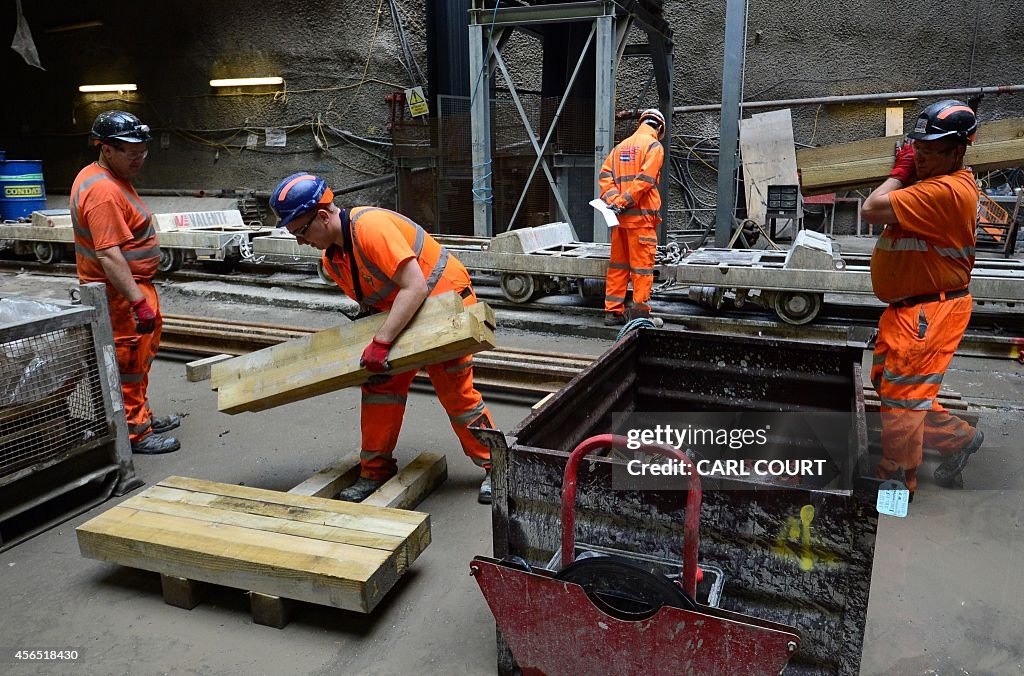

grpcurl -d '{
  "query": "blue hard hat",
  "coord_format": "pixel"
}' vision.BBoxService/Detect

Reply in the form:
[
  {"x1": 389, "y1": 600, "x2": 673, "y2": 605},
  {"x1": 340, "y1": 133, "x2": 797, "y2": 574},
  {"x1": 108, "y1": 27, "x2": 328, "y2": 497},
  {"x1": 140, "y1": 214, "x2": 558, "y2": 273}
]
[{"x1": 269, "y1": 172, "x2": 334, "y2": 228}]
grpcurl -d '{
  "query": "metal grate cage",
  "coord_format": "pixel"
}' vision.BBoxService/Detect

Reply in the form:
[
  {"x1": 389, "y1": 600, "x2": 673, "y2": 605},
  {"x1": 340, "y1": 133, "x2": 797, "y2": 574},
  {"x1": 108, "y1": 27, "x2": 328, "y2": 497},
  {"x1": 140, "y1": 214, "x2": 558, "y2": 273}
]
[
  {"x1": 0, "y1": 284, "x2": 139, "y2": 551},
  {"x1": 0, "y1": 324, "x2": 110, "y2": 480}
]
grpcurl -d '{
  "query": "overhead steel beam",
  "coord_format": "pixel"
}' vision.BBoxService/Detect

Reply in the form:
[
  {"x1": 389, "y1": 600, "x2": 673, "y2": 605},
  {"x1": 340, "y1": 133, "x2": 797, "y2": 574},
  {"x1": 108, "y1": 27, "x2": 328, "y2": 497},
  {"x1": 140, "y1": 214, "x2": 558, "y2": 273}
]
[{"x1": 470, "y1": 1, "x2": 613, "y2": 26}]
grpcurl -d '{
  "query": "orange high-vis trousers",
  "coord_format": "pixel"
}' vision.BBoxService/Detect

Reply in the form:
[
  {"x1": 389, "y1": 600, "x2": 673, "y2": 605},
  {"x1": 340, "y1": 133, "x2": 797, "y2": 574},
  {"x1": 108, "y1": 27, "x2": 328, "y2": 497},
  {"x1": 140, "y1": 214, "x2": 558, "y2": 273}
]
[
  {"x1": 871, "y1": 295, "x2": 975, "y2": 493},
  {"x1": 358, "y1": 293, "x2": 495, "y2": 480},
  {"x1": 106, "y1": 282, "x2": 162, "y2": 444},
  {"x1": 604, "y1": 225, "x2": 657, "y2": 315}
]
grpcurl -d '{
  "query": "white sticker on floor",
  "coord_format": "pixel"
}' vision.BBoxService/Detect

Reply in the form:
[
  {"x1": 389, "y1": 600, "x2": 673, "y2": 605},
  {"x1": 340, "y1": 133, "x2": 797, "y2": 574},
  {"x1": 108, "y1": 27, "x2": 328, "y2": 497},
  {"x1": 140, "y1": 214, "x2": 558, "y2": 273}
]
[{"x1": 876, "y1": 480, "x2": 909, "y2": 517}]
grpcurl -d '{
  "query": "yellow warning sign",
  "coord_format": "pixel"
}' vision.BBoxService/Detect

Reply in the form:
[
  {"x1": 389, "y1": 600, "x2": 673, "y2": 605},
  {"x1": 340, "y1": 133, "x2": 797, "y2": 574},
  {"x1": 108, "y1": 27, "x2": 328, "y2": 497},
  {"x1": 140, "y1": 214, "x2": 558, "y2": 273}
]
[{"x1": 405, "y1": 86, "x2": 429, "y2": 117}]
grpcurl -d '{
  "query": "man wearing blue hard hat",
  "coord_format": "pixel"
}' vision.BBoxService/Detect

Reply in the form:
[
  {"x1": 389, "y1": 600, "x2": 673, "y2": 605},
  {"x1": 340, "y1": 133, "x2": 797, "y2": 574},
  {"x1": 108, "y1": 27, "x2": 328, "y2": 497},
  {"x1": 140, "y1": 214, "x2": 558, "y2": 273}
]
[{"x1": 269, "y1": 173, "x2": 496, "y2": 504}]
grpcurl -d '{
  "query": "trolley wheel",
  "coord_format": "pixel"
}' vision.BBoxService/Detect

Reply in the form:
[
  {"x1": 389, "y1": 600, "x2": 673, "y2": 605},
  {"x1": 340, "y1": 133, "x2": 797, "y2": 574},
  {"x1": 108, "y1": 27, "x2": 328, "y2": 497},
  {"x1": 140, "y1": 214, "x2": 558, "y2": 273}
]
[
  {"x1": 576, "y1": 277, "x2": 605, "y2": 301},
  {"x1": 773, "y1": 291, "x2": 822, "y2": 325},
  {"x1": 33, "y1": 242, "x2": 63, "y2": 264},
  {"x1": 316, "y1": 258, "x2": 333, "y2": 284},
  {"x1": 500, "y1": 273, "x2": 538, "y2": 303},
  {"x1": 157, "y1": 248, "x2": 184, "y2": 273}
]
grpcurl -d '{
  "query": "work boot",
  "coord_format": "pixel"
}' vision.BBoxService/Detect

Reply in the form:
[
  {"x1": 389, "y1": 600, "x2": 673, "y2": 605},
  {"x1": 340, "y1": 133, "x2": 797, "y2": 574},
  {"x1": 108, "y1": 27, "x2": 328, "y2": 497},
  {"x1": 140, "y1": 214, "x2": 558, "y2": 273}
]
[
  {"x1": 624, "y1": 306, "x2": 651, "y2": 322},
  {"x1": 934, "y1": 430, "x2": 984, "y2": 488},
  {"x1": 151, "y1": 414, "x2": 181, "y2": 434},
  {"x1": 131, "y1": 433, "x2": 181, "y2": 455},
  {"x1": 336, "y1": 476, "x2": 389, "y2": 502},
  {"x1": 478, "y1": 470, "x2": 493, "y2": 505},
  {"x1": 604, "y1": 312, "x2": 625, "y2": 326}
]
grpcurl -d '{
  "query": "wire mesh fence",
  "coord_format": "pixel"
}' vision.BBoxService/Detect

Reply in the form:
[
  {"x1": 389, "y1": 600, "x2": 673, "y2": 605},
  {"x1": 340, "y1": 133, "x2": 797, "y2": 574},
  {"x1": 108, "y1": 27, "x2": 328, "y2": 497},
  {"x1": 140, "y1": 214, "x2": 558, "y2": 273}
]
[{"x1": 0, "y1": 324, "x2": 110, "y2": 480}]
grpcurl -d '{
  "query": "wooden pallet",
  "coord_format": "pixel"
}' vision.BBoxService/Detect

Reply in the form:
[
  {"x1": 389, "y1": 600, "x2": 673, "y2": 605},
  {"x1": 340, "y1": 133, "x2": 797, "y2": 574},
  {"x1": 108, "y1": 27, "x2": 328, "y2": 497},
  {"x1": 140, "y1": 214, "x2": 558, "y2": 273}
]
[{"x1": 76, "y1": 474, "x2": 433, "y2": 627}]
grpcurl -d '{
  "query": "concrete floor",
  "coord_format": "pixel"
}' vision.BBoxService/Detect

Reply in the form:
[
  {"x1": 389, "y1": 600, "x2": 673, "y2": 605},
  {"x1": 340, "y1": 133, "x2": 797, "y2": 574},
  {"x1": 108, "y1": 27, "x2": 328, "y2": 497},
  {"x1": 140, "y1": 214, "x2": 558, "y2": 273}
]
[{"x1": 1, "y1": 270, "x2": 1022, "y2": 675}]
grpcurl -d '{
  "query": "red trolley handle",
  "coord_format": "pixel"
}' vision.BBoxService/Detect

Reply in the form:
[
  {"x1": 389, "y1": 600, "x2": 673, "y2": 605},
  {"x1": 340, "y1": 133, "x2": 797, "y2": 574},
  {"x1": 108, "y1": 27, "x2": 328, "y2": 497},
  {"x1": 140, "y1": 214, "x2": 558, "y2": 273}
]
[{"x1": 560, "y1": 434, "x2": 702, "y2": 601}]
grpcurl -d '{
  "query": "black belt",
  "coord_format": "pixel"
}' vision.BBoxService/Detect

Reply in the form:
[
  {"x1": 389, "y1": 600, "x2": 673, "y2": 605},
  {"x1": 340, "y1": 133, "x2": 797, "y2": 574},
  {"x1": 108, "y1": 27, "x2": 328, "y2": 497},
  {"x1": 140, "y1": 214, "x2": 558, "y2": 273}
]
[{"x1": 891, "y1": 287, "x2": 969, "y2": 308}]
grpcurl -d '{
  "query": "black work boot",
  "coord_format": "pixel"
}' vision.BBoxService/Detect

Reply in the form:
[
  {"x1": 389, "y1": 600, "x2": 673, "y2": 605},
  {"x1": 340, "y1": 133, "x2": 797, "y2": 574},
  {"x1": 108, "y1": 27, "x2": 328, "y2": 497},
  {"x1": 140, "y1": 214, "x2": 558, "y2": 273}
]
[
  {"x1": 131, "y1": 434, "x2": 181, "y2": 454},
  {"x1": 336, "y1": 476, "x2": 389, "y2": 502},
  {"x1": 624, "y1": 306, "x2": 651, "y2": 322},
  {"x1": 151, "y1": 415, "x2": 181, "y2": 434},
  {"x1": 934, "y1": 430, "x2": 984, "y2": 488},
  {"x1": 478, "y1": 470, "x2": 493, "y2": 505},
  {"x1": 604, "y1": 312, "x2": 625, "y2": 326}
]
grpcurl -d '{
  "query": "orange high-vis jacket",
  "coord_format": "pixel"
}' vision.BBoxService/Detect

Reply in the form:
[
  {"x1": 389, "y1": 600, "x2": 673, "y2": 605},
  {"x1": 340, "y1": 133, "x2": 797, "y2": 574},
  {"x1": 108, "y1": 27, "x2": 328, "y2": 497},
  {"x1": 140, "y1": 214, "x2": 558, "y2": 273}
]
[
  {"x1": 70, "y1": 162, "x2": 159, "y2": 284},
  {"x1": 598, "y1": 123, "x2": 664, "y2": 229},
  {"x1": 870, "y1": 169, "x2": 979, "y2": 303},
  {"x1": 321, "y1": 207, "x2": 472, "y2": 310}
]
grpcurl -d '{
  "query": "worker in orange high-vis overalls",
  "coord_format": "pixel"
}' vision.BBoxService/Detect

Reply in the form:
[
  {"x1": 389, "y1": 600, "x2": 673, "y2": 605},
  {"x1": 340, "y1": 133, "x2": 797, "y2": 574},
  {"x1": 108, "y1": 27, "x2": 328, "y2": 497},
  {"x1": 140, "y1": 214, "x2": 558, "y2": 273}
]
[
  {"x1": 71, "y1": 110, "x2": 180, "y2": 454},
  {"x1": 598, "y1": 108, "x2": 666, "y2": 325},
  {"x1": 269, "y1": 173, "x2": 497, "y2": 504},
  {"x1": 862, "y1": 100, "x2": 984, "y2": 497}
]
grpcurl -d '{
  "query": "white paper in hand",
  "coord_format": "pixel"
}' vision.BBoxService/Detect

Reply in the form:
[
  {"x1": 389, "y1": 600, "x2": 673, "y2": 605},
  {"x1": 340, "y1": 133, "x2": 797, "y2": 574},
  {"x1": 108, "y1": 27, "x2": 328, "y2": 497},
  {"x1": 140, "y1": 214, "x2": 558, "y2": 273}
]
[{"x1": 589, "y1": 199, "x2": 619, "y2": 228}]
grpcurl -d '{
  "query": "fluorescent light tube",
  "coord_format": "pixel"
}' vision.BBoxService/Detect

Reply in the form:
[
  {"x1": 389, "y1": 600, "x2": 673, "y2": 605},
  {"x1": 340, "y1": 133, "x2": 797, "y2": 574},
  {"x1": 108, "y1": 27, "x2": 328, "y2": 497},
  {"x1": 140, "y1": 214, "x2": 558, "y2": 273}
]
[
  {"x1": 79, "y1": 84, "x2": 138, "y2": 93},
  {"x1": 209, "y1": 77, "x2": 284, "y2": 87}
]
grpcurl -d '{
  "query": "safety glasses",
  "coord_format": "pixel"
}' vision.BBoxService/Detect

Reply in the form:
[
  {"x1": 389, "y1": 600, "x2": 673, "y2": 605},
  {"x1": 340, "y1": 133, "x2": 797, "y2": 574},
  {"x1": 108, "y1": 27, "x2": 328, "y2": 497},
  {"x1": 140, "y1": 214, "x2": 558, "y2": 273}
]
[
  {"x1": 289, "y1": 211, "x2": 318, "y2": 238},
  {"x1": 113, "y1": 145, "x2": 149, "y2": 161}
]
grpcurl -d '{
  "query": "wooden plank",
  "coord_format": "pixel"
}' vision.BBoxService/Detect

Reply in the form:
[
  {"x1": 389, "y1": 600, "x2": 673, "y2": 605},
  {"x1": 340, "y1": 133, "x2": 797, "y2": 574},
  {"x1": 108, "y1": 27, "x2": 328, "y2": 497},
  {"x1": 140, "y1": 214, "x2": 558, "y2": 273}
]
[
  {"x1": 156, "y1": 476, "x2": 428, "y2": 533},
  {"x1": 885, "y1": 107, "x2": 904, "y2": 137},
  {"x1": 739, "y1": 109, "x2": 800, "y2": 226},
  {"x1": 216, "y1": 304, "x2": 496, "y2": 414},
  {"x1": 362, "y1": 453, "x2": 448, "y2": 511},
  {"x1": 185, "y1": 354, "x2": 234, "y2": 382},
  {"x1": 160, "y1": 574, "x2": 205, "y2": 610},
  {"x1": 77, "y1": 506, "x2": 402, "y2": 613},
  {"x1": 798, "y1": 117, "x2": 1024, "y2": 194},
  {"x1": 210, "y1": 292, "x2": 467, "y2": 389},
  {"x1": 287, "y1": 452, "x2": 361, "y2": 498},
  {"x1": 122, "y1": 491, "x2": 412, "y2": 558}
]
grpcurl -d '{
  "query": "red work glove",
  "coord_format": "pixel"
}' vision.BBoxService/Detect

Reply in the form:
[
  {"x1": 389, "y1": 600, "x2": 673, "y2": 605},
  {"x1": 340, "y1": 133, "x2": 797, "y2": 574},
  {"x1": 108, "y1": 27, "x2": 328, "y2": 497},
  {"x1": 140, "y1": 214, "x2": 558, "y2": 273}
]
[
  {"x1": 360, "y1": 337, "x2": 393, "y2": 372},
  {"x1": 131, "y1": 298, "x2": 157, "y2": 334},
  {"x1": 889, "y1": 140, "x2": 917, "y2": 185}
]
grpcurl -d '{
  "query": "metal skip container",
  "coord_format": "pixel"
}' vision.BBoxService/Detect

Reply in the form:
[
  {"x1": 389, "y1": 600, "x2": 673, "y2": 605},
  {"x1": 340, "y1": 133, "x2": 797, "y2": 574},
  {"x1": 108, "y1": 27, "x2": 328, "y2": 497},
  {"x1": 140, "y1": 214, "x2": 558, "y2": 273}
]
[{"x1": 486, "y1": 328, "x2": 877, "y2": 675}]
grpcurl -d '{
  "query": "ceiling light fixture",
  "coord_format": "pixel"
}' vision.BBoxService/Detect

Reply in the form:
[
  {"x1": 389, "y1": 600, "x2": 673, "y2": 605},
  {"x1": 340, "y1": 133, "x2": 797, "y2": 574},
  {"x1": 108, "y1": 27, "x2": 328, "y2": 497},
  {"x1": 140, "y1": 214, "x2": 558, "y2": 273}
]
[
  {"x1": 79, "y1": 83, "x2": 138, "y2": 93},
  {"x1": 209, "y1": 77, "x2": 284, "y2": 88}
]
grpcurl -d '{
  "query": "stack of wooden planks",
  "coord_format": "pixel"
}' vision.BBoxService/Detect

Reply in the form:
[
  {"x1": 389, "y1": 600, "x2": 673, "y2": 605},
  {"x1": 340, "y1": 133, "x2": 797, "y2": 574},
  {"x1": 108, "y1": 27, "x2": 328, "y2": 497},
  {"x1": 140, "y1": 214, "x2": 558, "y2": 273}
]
[
  {"x1": 797, "y1": 116, "x2": 1024, "y2": 195},
  {"x1": 76, "y1": 476, "x2": 431, "y2": 620},
  {"x1": 211, "y1": 292, "x2": 497, "y2": 414}
]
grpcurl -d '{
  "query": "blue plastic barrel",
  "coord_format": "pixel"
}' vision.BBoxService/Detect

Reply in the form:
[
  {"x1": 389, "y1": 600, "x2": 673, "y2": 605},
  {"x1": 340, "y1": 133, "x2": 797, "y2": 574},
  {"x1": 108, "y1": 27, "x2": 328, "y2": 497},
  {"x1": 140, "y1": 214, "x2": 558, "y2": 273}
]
[{"x1": 0, "y1": 160, "x2": 47, "y2": 221}]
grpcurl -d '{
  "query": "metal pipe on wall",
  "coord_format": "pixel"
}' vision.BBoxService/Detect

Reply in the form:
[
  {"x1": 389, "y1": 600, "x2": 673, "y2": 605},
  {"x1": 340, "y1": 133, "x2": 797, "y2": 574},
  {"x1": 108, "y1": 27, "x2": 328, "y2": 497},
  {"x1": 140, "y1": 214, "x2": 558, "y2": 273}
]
[{"x1": 618, "y1": 84, "x2": 1024, "y2": 118}]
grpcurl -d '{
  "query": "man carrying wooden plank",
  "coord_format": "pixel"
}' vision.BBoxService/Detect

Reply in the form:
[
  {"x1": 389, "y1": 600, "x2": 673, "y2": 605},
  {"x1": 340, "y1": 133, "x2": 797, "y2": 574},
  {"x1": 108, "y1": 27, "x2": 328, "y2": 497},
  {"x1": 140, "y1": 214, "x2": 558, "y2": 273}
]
[
  {"x1": 269, "y1": 173, "x2": 496, "y2": 504},
  {"x1": 862, "y1": 100, "x2": 984, "y2": 498}
]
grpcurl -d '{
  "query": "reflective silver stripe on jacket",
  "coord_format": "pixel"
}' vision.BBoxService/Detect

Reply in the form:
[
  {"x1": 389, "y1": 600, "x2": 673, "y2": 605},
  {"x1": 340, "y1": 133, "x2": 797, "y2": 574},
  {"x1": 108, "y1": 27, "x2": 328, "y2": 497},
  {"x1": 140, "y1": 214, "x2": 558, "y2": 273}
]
[
  {"x1": 875, "y1": 236, "x2": 929, "y2": 252},
  {"x1": 933, "y1": 245, "x2": 975, "y2": 259}
]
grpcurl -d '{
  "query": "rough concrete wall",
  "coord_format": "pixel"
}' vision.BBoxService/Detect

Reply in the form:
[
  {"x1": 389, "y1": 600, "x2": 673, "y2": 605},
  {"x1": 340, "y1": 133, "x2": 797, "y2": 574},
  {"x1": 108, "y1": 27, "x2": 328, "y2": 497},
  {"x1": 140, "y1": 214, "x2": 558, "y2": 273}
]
[
  {"x1": 2, "y1": 0, "x2": 1021, "y2": 230},
  {"x1": 0, "y1": 0, "x2": 429, "y2": 209}
]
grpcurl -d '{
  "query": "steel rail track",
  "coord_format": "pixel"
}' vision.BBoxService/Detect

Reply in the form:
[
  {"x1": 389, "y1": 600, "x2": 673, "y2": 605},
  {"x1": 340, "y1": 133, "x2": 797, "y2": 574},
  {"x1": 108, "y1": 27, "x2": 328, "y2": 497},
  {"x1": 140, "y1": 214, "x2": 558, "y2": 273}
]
[{"x1": 4, "y1": 260, "x2": 1022, "y2": 361}]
